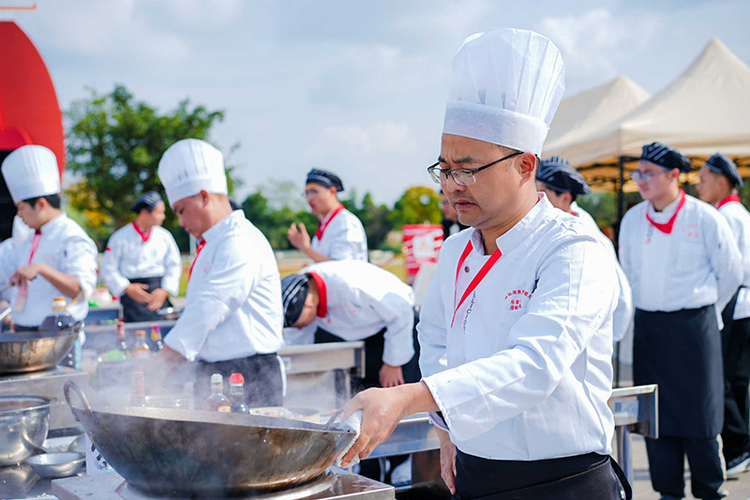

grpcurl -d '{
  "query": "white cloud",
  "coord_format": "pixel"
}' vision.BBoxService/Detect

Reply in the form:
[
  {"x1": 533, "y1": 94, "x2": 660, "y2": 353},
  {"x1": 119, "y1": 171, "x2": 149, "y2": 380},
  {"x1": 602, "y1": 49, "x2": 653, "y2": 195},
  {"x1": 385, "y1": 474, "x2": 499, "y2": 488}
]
[{"x1": 536, "y1": 8, "x2": 662, "y2": 82}]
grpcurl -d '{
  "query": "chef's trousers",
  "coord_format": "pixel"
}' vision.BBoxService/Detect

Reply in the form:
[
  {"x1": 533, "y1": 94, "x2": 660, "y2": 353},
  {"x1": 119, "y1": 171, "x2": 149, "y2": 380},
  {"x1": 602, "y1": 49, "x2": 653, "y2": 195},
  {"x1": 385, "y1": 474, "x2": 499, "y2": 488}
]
[
  {"x1": 196, "y1": 353, "x2": 283, "y2": 408},
  {"x1": 645, "y1": 436, "x2": 725, "y2": 499},
  {"x1": 452, "y1": 450, "x2": 630, "y2": 500},
  {"x1": 721, "y1": 314, "x2": 750, "y2": 461}
]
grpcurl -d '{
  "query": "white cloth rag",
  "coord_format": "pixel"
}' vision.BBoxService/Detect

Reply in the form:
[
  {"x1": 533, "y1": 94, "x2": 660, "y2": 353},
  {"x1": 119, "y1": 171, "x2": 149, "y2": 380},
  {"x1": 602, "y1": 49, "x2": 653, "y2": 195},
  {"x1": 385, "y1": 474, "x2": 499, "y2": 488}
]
[{"x1": 334, "y1": 410, "x2": 362, "y2": 467}]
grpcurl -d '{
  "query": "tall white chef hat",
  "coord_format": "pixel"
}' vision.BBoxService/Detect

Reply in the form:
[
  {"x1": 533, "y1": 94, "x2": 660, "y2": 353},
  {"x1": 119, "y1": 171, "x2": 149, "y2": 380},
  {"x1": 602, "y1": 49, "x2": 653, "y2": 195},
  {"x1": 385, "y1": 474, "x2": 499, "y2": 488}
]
[
  {"x1": 1, "y1": 145, "x2": 61, "y2": 203},
  {"x1": 157, "y1": 139, "x2": 227, "y2": 207},
  {"x1": 442, "y1": 28, "x2": 565, "y2": 156}
]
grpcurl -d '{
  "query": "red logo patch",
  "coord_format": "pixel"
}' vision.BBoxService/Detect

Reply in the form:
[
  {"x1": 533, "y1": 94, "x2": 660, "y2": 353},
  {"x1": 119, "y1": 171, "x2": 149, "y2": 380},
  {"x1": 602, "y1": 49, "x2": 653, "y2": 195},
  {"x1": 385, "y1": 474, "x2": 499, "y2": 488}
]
[{"x1": 504, "y1": 289, "x2": 532, "y2": 310}]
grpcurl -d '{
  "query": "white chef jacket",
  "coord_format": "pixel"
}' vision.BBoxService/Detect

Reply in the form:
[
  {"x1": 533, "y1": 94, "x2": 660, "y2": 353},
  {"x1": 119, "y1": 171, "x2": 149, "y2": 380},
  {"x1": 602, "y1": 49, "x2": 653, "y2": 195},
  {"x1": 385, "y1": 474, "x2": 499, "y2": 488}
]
[
  {"x1": 0, "y1": 213, "x2": 98, "y2": 327},
  {"x1": 311, "y1": 208, "x2": 368, "y2": 261},
  {"x1": 619, "y1": 193, "x2": 742, "y2": 316},
  {"x1": 164, "y1": 211, "x2": 284, "y2": 362},
  {"x1": 419, "y1": 194, "x2": 618, "y2": 460},
  {"x1": 100, "y1": 223, "x2": 182, "y2": 297},
  {"x1": 572, "y1": 205, "x2": 634, "y2": 342},
  {"x1": 288, "y1": 260, "x2": 415, "y2": 367},
  {"x1": 718, "y1": 199, "x2": 750, "y2": 320}
]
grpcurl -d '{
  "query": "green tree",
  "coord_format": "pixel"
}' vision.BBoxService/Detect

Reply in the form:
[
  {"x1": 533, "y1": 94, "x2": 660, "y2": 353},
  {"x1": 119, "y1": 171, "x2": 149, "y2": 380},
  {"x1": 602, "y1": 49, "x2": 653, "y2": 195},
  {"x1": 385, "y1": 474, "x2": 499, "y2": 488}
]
[
  {"x1": 65, "y1": 84, "x2": 230, "y2": 249},
  {"x1": 389, "y1": 186, "x2": 441, "y2": 229}
]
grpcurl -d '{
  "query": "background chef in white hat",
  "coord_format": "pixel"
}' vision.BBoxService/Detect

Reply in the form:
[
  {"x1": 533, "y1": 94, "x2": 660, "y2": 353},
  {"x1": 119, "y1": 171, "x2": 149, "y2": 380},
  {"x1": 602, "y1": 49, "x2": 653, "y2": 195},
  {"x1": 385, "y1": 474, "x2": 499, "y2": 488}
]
[
  {"x1": 339, "y1": 28, "x2": 630, "y2": 499},
  {"x1": 536, "y1": 156, "x2": 634, "y2": 344},
  {"x1": 0, "y1": 145, "x2": 98, "y2": 330},
  {"x1": 156, "y1": 139, "x2": 285, "y2": 407},
  {"x1": 287, "y1": 168, "x2": 369, "y2": 262},
  {"x1": 100, "y1": 191, "x2": 182, "y2": 322},
  {"x1": 696, "y1": 153, "x2": 750, "y2": 476},
  {"x1": 619, "y1": 143, "x2": 741, "y2": 500}
]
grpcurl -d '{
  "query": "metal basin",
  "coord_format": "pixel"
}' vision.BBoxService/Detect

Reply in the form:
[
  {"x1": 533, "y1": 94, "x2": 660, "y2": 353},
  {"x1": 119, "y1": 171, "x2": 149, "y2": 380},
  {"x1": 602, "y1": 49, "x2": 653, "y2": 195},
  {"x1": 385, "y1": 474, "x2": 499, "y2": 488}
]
[
  {"x1": 0, "y1": 329, "x2": 77, "y2": 374},
  {"x1": 26, "y1": 451, "x2": 84, "y2": 478},
  {"x1": 0, "y1": 396, "x2": 53, "y2": 465},
  {"x1": 64, "y1": 381, "x2": 356, "y2": 496}
]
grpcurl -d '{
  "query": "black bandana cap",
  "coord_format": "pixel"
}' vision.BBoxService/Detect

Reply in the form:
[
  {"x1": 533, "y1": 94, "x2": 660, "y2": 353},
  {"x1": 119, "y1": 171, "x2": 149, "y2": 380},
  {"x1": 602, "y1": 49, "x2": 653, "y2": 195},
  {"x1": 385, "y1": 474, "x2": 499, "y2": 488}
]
[
  {"x1": 131, "y1": 191, "x2": 164, "y2": 213},
  {"x1": 537, "y1": 156, "x2": 591, "y2": 195},
  {"x1": 705, "y1": 153, "x2": 743, "y2": 187},
  {"x1": 640, "y1": 142, "x2": 692, "y2": 173},
  {"x1": 306, "y1": 168, "x2": 344, "y2": 192},
  {"x1": 281, "y1": 273, "x2": 310, "y2": 328}
]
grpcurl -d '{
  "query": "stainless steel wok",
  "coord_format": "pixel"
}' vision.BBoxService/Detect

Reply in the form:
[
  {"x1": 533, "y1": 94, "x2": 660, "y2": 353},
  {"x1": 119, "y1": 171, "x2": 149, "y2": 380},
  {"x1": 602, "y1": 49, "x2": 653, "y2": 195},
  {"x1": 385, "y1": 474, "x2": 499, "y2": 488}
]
[
  {"x1": 64, "y1": 381, "x2": 356, "y2": 496},
  {"x1": 0, "y1": 329, "x2": 77, "y2": 374}
]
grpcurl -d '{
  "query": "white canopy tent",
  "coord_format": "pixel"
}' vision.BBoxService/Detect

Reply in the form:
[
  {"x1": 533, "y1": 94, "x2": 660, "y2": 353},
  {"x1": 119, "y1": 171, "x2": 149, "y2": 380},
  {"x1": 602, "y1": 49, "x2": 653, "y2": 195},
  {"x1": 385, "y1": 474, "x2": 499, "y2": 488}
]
[{"x1": 548, "y1": 39, "x2": 750, "y2": 194}]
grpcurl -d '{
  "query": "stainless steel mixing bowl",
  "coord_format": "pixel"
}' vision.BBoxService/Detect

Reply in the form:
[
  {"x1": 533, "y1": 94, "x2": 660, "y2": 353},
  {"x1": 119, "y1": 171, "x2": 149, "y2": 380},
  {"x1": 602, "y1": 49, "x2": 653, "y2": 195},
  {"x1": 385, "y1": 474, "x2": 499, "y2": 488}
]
[{"x1": 0, "y1": 396, "x2": 53, "y2": 465}]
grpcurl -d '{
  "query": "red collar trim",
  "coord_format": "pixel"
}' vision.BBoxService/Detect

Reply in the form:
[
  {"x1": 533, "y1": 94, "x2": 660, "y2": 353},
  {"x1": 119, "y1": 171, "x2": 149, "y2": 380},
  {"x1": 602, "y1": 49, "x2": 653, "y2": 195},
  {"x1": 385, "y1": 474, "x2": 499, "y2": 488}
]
[
  {"x1": 717, "y1": 194, "x2": 741, "y2": 209},
  {"x1": 308, "y1": 272, "x2": 327, "y2": 318},
  {"x1": 132, "y1": 222, "x2": 152, "y2": 243},
  {"x1": 646, "y1": 190, "x2": 686, "y2": 234},
  {"x1": 315, "y1": 205, "x2": 345, "y2": 240}
]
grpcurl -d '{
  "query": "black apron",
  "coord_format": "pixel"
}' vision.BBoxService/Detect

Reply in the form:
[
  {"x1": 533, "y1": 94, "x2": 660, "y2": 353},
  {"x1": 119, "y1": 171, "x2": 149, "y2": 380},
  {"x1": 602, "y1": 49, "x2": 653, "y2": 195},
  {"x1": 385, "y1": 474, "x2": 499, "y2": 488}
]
[
  {"x1": 196, "y1": 353, "x2": 283, "y2": 408},
  {"x1": 120, "y1": 276, "x2": 172, "y2": 323},
  {"x1": 453, "y1": 451, "x2": 631, "y2": 500},
  {"x1": 633, "y1": 306, "x2": 723, "y2": 437}
]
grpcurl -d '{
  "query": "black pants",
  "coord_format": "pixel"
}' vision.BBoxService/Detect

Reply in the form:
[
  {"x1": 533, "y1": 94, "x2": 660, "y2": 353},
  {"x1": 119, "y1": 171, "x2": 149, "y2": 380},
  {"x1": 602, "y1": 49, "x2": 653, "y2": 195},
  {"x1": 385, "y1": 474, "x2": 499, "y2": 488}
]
[
  {"x1": 722, "y1": 315, "x2": 750, "y2": 461},
  {"x1": 646, "y1": 436, "x2": 724, "y2": 499},
  {"x1": 196, "y1": 353, "x2": 283, "y2": 408},
  {"x1": 120, "y1": 276, "x2": 172, "y2": 323},
  {"x1": 453, "y1": 451, "x2": 629, "y2": 500}
]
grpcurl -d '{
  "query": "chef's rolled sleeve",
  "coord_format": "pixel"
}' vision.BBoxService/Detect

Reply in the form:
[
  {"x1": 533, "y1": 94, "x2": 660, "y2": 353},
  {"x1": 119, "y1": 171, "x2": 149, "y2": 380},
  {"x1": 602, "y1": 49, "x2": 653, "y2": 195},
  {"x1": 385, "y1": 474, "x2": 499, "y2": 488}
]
[
  {"x1": 161, "y1": 236, "x2": 182, "y2": 296},
  {"x1": 100, "y1": 241, "x2": 130, "y2": 297},
  {"x1": 369, "y1": 290, "x2": 415, "y2": 367},
  {"x1": 61, "y1": 234, "x2": 98, "y2": 302}
]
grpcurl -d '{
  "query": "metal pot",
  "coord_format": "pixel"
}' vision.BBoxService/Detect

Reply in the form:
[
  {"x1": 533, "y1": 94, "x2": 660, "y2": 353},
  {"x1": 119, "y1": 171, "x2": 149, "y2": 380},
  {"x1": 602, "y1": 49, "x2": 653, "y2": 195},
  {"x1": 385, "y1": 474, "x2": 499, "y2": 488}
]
[
  {"x1": 64, "y1": 381, "x2": 355, "y2": 496},
  {"x1": 0, "y1": 329, "x2": 77, "y2": 374},
  {"x1": 0, "y1": 396, "x2": 53, "y2": 465}
]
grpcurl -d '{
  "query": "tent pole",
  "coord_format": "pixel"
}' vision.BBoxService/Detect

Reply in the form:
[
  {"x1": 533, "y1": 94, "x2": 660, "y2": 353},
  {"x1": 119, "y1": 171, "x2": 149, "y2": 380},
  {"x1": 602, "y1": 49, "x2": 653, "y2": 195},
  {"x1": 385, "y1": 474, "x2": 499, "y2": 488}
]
[{"x1": 614, "y1": 155, "x2": 625, "y2": 388}]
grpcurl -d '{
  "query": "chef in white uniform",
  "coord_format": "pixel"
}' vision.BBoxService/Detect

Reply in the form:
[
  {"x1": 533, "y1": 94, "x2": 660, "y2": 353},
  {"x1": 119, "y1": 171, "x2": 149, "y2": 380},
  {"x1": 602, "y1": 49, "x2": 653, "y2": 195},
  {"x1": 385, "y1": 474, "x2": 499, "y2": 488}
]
[
  {"x1": 287, "y1": 169, "x2": 368, "y2": 262},
  {"x1": 620, "y1": 142, "x2": 742, "y2": 500},
  {"x1": 536, "y1": 156, "x2": 633, "y2": 343},
  {"x1": 156, "y1": 139, "x2": 284, "y2": 407},
  {"x1": 339, "y1": 28, "x2": 630, "y2": 500},
  {"x1": 697, "y1": 153, "x2": 750, "y2": 475},
  {"x1": 100, "y1": 191, "x2": 182, "y2": 322},
  {"x1": 0, "y1": 145, "x2": 98, "y2": 330},
  {"x1": 281, "y1": 260, "x2": 419, "y2": 389}
]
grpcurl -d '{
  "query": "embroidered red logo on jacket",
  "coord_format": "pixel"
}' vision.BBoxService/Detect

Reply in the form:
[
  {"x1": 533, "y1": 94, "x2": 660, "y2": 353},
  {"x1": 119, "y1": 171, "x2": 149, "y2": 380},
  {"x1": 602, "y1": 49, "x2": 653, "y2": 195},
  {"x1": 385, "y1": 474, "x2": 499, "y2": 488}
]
[{"x1": 504, "y1": 289, "x2": 532, "y2": 310}]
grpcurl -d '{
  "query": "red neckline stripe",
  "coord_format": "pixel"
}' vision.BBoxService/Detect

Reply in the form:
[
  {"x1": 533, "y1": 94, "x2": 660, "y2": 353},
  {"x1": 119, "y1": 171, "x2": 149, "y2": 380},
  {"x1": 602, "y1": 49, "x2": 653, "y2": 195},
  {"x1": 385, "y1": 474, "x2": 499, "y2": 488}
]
[{"x1": 646, "y1": 190, "x2": 686, "y2": 234}]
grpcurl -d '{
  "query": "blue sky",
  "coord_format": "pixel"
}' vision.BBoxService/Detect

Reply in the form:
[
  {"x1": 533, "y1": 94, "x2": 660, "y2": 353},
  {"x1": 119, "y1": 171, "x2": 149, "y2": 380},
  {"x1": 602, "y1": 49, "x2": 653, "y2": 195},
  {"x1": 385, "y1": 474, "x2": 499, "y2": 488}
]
[{"x1": 2, "y1": 0, "x2": 748, "y2": 204}]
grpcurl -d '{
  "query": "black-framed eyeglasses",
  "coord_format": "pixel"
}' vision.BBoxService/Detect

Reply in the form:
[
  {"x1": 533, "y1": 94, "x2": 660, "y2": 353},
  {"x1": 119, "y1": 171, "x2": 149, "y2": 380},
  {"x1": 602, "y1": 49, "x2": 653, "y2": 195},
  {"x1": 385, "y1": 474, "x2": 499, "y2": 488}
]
[{"x1": 427, "y1": 152, "x2": 523, "y2": 186}]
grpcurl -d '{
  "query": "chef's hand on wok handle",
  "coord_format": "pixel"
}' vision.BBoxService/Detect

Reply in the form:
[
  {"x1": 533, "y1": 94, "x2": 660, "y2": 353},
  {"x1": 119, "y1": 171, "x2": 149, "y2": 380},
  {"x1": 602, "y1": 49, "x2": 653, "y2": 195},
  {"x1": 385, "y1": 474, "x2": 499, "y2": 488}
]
[
  {"x1": 379, "y1": 364, "x2": 404, "y2": 388},
  {"x1": 340, "y1": 381, "x2": 439, "y2": 467},
  {"x1": 437, "y1": 427, "x2": 457, "y2": 494},
  {"x1": 125, "y1": 283, "x2": 151, "y2": 304},
  {"x1": 287, "y1": 223, "x2": 311, "y2": 251}
]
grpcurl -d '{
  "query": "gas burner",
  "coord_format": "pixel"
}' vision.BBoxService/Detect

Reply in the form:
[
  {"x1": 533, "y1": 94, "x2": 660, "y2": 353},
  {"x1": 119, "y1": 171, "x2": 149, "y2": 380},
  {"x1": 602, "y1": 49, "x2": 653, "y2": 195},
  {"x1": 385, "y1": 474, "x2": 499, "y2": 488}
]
[{"x1": 115, "y1": 471, "x2": 338, "y2": 500}]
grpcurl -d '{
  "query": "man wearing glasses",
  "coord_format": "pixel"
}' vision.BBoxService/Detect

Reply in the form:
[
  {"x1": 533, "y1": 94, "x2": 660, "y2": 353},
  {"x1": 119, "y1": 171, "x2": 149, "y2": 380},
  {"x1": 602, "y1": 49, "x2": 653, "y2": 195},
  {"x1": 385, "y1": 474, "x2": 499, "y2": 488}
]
[
  {"x1": 287, "y1": 168, "x2": 368, "y2": 263},
  {"x1": 339, "y1": 28, "x2": 630, "y2": 499},
  {"x1": 619, "y1": 142, "x2": 741, "y2": 500}
]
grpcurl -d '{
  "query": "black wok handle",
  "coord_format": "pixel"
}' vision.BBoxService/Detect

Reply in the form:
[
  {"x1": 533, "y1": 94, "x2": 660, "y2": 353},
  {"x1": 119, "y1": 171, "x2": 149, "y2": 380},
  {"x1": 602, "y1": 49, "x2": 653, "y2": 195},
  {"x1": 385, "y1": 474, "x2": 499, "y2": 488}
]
[{"x1": 64, "y1": 380, "x2": 95, "y2": 424}]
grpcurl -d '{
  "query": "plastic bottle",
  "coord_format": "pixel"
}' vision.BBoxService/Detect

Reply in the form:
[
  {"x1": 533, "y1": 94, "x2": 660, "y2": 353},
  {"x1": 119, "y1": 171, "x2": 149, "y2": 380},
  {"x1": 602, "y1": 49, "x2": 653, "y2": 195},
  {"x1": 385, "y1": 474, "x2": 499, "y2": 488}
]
[
  {"x1": 228, "y1": 373, "x2": 250, "y2": 414},
  {"x1": 117, "y1": 320, "x2": 129, "y2": 356},
  {"x1": 150, "y1": 324, "x2": 164, "y2": 351},
  {"x1": 204, "y1": 373, "x2": 231, "y2": 412},
  {"x1": 130, "y1": 371, "x2": 146, "y2": 407},
  {"x1": 132, "y1": 330, "x2": 150, "y2": 359}
]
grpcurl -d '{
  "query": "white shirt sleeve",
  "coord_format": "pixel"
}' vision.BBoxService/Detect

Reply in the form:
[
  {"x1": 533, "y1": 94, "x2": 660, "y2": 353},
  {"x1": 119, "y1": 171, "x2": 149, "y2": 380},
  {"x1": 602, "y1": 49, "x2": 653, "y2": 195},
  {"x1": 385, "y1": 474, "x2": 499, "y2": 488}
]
[
  {"x1": 705, "y1": 211, "x2": 743, "y2": 313},
  {"x1": 366, "y1": 290, "x2": 415, "y2": 367},
  {"x1": 100, "y1": 238, "x2": 130, "y2": 297},
  {"x1": 612, "y1": 260, "x2": 633, "y2": 342},
  {"x1": 422, "y1": 237, "x2": 617, "y2": 442},
  {"x1": 0, "y1": 244, "x2": 19, "y2": 287},
  {"x1": 326, "y1": 220, "x2": 367, "y2": 261},
  {"x1": 160, "y1": 232, "x2": 182, "y2": 296},
  {"x1": 617, "y1": 213, "x2": 634, "y2": 287},
  {"x1": 165, "y1": 240, "x2": 256, "y2": 362},
  {"x1": 61, "y1": 234, "x2": 99, "y2": 303}
]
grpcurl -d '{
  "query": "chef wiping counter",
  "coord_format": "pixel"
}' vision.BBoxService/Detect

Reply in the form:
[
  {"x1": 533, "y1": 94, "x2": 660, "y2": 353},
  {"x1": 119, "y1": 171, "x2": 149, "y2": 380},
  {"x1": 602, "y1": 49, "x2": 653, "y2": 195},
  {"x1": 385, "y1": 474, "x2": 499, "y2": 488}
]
[
  {"x1": 339, "y1": 28, "x2": 631, "y2": 499},
  {"x1": 535, "y1": 156, "x2": 634, "y2": 343},
  {"x1": 100, "y1": 191, "x2": 182, "y2": 322},
  {"x1": 281, "y1": 259, "x2": 421, "y2": 389},
  {"x1": 154, "y1": 138, "x2": 285, "y2": 407},
  {"x1": 696, "y1": 153, "x2": 750, "y2": 476},
  {"x1": 0, "y1": 145, "x2": 98, "y2": 330},
  {"x1": 620, "y1": 143, "x2": 742, "y2": 500},
  {"x1": 287, "y1": 168, "x2": 368, "y2": 262}
]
